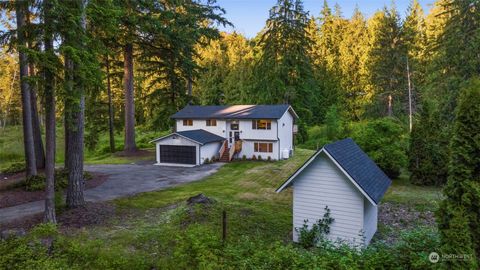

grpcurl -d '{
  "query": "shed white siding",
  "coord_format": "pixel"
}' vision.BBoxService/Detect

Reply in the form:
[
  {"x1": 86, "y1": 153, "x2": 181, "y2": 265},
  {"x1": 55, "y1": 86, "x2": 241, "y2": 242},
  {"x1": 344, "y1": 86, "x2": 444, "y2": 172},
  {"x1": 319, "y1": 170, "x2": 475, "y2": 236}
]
[
  {"x1": 200, "y1": 142, "x2": 222, "y2": 164},
  {"x1": 363, "y1": 198, "x2": 377, "y2": 245},
  {"x1": 292, "y1": 153, "x2": 365, "y2": 245}
]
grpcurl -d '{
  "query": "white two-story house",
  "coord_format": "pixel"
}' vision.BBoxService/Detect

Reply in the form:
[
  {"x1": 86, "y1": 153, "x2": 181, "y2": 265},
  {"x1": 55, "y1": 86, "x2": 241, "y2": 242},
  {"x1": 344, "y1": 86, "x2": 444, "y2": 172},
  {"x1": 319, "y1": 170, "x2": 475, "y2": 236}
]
[{"x1": 151, "y1": 105, "x2": 299, "y2": 166}]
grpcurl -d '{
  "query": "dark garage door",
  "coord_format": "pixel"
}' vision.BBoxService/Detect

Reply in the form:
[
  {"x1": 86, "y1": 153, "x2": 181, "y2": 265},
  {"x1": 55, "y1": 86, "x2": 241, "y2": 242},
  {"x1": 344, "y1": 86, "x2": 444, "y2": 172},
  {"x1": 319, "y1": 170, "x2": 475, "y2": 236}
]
[{"x1": 159, "y1": 145, "x2": 196, "y2": 165}]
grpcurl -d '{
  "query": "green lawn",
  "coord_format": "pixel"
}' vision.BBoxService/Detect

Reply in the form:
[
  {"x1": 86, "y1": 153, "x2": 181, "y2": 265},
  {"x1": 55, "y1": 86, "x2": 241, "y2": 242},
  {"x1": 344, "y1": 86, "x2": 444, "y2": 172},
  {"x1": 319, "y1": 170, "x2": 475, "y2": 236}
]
[
  {"x1": 0, "y1": 125, "x2": 166, "y2": 170},
  {"x1": 0, "y1": 144, "x2": 443, "y2": 269}
]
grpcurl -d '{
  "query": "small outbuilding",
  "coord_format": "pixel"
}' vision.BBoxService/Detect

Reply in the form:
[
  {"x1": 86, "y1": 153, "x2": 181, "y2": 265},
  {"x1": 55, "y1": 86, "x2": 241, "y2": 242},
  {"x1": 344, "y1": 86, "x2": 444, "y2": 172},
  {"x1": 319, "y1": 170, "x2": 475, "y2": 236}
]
[{"x1": 276, "y1": 138, "x2": 391, "y2": 246}]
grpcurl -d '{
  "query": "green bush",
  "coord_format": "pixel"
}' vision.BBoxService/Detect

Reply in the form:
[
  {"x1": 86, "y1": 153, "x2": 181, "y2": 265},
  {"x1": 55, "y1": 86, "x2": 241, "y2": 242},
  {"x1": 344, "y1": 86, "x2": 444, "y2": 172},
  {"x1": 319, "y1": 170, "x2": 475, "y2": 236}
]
[
  {"x1": 24, "y1": 169, "x2": 92, "y2": 191},
  {"x1": 2, "y1": 162, "x2": 25, "y2": 174},
  {"x1": 351, "y1": 118, "x2": 408, "y2": 178},
  {"x1": 296, "y1": 206, "x2": 334, "y2": 248}
]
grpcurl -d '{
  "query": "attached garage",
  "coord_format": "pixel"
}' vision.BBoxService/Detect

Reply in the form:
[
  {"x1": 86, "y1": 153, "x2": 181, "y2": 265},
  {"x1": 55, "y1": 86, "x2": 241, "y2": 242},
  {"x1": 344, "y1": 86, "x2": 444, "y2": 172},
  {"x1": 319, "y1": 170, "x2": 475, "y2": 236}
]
[
  {"x1": 159, "y1": 145, "x2": 196, "y2": 165},
  {"x1": 151, "y1": 129, "x2": 225, "y2": 166}
]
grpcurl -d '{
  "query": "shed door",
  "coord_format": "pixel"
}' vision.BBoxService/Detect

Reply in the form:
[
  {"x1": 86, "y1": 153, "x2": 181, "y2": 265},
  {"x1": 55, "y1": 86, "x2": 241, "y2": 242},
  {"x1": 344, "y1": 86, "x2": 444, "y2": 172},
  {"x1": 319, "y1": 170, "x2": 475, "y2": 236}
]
[{"x1": 159, "y1": 145, "x2": 196, "y2": 165}]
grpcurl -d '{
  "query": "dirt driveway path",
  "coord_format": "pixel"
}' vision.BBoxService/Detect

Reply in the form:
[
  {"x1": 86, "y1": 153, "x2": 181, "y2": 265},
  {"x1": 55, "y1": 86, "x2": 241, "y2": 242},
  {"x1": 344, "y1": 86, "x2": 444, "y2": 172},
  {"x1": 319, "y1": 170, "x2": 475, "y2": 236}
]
[{"x1": 0, "y1": 163, "x2": 224, "y2": 224}]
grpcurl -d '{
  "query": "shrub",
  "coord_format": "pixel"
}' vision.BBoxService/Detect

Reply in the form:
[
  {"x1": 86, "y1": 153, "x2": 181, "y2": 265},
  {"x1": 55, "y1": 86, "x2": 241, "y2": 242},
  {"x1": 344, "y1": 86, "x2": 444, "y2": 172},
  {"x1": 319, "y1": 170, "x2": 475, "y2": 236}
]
[
  {"x1": 2, "y1": 162, "x2": 25, "y2": 174},
  {"x1": 25, "y1": 175, "x2": 46, "y2": 191},
  {"x1": 351, "y1": 118, "x2": 407, "y2": 178},
  {"x1": 242, "y1": 155, "x2": 246, "y2": 161},
  {"x1": 267, "y1": 156, "x2": 272, "y2": 161},
  {"x1": 296, "y1": 206, "x2": 334, "y2": 248},
  {"x1": 204, "y1": 158, "x2": 210, "y2": 164},
  {"x1": 251, "y1": 155, "x2": 257, "y2": 160},
  {"x1": 258, "y1": 155, "x2": 263, "y2": 161},
  {"x1": 24, "y1": 169, "x2": 92, "y2": 191}
]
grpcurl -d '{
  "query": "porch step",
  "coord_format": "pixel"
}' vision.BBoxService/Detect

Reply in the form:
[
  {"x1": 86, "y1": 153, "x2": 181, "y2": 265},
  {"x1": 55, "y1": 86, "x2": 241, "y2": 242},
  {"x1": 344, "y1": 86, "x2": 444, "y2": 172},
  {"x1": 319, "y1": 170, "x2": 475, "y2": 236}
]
[{"x1": 219, "y1": 148, "x2": 230, "y2": 162}]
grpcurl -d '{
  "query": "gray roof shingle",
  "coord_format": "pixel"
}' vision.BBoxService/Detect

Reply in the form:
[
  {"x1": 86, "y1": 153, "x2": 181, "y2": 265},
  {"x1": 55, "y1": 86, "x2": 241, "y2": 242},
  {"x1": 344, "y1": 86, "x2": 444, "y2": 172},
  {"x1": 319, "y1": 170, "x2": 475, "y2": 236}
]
[
  {"x1": 171, "y1": 105, "x2": 296, "y2": 119},
  {"x1": 276, "y1": 138, "x2": 391, "y2": 205},
  {"x1": 324, "y1": 138, "x2": 392, "y2": 204},
  {"x1": 176, "y1": 129, "x2": 225, "y2": 145}
]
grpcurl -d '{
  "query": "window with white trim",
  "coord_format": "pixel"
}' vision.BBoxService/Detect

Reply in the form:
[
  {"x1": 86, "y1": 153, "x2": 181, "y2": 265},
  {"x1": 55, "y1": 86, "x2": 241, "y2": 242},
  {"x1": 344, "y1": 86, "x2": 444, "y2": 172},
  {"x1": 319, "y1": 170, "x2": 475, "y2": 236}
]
[
  {"x1": 206, "y1": 119, "x2": 217, "y2": 126},
  {"x1": 254, "y1": 142, "x2": 273, "y2": 153},
  {"x1": 183, "y1": 119, "x2": 193, "y2": 126},
  {"x1": 252, "y1": 119, "x2": 271, "y2": 130}
]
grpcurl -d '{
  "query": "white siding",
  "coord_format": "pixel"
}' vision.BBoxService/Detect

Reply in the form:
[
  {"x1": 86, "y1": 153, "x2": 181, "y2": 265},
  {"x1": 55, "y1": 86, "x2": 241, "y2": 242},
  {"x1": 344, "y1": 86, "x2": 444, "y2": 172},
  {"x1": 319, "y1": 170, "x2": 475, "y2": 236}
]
[
  {"x1": 155, "y1": 135, "x2": 199, "y2": 166},
  {"x1": 363, "y1": 198, "x2": 377, "y2": 245},
  {"x1": 239, "y1": 119, "x2": 278, "y2": 141},
  {"x1": 176, "y1": 119, "x2": 227, "y2": 138},
  {"x1": 277, "y1": 110, "x2": 294, "y2": 159},
  {"x1": 200, "y1": 142, "x2": 222, "y2": 164},
  {"x1": 292, "y1": 153, "x2": 365, "y2": 245},
  {"x1": 238, "y1": 140, "x2": 278, "y2": 160}
]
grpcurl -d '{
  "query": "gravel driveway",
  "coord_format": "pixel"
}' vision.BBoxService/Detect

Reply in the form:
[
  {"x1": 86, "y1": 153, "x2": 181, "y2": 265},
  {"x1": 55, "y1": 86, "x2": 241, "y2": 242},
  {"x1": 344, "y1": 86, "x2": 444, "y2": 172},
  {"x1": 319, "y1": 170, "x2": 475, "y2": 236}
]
[{"x1": 0, "y1": 163, "x2": 224, "y2": 224}]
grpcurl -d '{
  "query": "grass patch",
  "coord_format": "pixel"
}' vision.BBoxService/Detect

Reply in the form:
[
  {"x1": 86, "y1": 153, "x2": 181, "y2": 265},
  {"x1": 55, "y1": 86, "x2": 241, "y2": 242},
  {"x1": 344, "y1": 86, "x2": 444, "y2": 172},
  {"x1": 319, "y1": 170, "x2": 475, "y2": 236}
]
[
  {"x1": 0, "y1": 126, "x2": 167, "y2": 170},
  {"x1": 383, "y1": 170, "x2": 442, "y2": 211}
]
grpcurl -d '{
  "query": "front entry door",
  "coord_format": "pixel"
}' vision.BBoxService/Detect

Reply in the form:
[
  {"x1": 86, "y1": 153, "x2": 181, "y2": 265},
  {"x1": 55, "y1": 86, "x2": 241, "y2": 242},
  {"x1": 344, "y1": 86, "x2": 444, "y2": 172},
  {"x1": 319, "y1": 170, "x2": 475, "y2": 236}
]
[{"x1": 228, "y1": 121, "x2": 239, "y2": 148}]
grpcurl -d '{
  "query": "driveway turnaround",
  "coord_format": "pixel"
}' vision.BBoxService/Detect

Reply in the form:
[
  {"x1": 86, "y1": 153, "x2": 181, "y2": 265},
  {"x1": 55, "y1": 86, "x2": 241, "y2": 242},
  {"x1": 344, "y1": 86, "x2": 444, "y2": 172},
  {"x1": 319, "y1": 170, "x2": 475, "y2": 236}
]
[{"x1": 0, "y1": 163, "x2": 224, "y2": 224}]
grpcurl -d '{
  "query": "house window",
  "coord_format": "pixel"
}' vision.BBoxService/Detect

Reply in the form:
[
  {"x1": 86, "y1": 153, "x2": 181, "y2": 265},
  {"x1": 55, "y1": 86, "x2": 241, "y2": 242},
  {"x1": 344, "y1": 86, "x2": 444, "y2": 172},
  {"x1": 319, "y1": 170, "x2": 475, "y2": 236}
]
[
  {"x1": 254, "y1": 142, "x2": 273, "y2": 153},
  {"x1": 206, "y1": 119, "x2": 217, "y2": 126},
  {"x1": 252, "y1": 119, "x2": 271, "y2": 130},
  {"x1": 183, "y1": 119, "x2": 193, "y2": 126}
]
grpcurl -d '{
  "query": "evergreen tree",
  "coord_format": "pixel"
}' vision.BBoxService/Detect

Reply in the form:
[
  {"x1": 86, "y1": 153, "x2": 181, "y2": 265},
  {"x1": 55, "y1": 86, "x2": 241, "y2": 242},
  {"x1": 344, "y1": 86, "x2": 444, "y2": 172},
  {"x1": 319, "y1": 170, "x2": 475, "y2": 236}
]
[
  {"x1": 15, "y1": 0, "x2": 37, "y2": 177},
  {"x1": 402, "y1": 0, "x2": 427, "y2": 118},
  {"x1": 437, "y1": 79, "x2": 480, "y2": 268},
  {"x1": 254, "y1": 0, "x2": 318, "y2": 123},
  {"x1": 367, "y1": 6, "x2": 407, "y2": 117},
  {"x1": 338, "y1": 7, "x2": 370, "y2": 120},
  {"x1": 408, "y1": 102, "x2": 449, "y2": 186}
]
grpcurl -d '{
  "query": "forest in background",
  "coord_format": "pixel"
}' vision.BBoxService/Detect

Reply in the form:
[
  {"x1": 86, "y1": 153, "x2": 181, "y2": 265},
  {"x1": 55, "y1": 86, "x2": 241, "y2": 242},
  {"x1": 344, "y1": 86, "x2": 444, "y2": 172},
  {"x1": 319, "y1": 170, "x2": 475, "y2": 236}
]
[
  {"x1": 0, "y1": 0, "x2": 479, "y2": 267},
  {"x1": 1, "y1": 0, "x2": 477, "y2": 182}
]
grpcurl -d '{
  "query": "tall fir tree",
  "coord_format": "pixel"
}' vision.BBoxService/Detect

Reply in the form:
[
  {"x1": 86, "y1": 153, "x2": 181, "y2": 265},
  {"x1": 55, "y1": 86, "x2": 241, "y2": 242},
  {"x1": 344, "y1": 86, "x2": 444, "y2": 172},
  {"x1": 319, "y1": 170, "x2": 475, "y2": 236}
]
[
  {"x1": 338, "y1": 6, "x2": 370, "y2": 120},
  {"x1": 367, "y1": 6, "x2": 407, "y2": 117},
  {"x1": 436, "y1": 78, "x2": 480, "y2": 269},
  {"x1": 254, "y1": 0, "x2": 318, "y2": 123}
]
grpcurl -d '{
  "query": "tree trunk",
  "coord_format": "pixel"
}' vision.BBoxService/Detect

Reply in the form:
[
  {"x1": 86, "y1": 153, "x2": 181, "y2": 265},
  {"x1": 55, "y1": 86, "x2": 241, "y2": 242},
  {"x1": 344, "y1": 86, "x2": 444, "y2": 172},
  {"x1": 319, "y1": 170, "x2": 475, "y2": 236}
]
[
  {"x1": 29, "y1": 64, "x2": 46, "y2": 169},
  {"x1": 43, "y1": 0, "x2": 56, "y2": 223},
  {"x1": 16, "y1": 1, "x2": 37, "y2": 177},
  {"x1": 26, "y1": 7, "x2": 46, "y2": 169},
  {"x1": 387, "y1": 94, "x2": 393, "y2": 117},
  {"x1": 106, "y1": 55, "x2": 115, "y2": 153},
  {"x1": 65, "y1": 93, "x2": 85, "y2": 208},
  {"x1": 123, "y1": 43, "x2": 136, "y2": 152},
  {"x1": 65, "y1": 0, "x2": 88, "y2": 208}
]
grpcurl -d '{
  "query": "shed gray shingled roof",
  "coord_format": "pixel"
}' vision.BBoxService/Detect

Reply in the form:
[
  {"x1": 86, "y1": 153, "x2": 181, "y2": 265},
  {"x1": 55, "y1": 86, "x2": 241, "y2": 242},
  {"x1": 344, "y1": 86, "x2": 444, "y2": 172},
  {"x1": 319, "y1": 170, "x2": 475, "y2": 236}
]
[
  {"x1": 276, "y1": 138, "x2": 391, "y2": 204},
  {"x1": 171, "y1": 105, "x2": 297, "y2": 119},
  {"x1": 324, "y1": 138, "x2": 392, "y2": 204}
]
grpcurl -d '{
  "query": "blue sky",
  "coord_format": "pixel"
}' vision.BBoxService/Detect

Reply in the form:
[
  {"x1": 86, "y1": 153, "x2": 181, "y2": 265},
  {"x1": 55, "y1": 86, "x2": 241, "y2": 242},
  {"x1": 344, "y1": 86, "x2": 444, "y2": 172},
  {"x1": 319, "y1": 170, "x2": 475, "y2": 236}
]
[{"x1": 216, "y1": 0, "x2": 435, "y2": 38}]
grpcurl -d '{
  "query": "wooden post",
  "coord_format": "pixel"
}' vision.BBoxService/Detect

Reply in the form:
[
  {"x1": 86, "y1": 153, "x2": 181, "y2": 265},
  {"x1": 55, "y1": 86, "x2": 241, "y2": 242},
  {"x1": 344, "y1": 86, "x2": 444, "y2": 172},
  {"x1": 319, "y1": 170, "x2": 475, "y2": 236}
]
[{"x1": 222, "y1": 210, "x2": 227, "y2": 242}]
